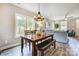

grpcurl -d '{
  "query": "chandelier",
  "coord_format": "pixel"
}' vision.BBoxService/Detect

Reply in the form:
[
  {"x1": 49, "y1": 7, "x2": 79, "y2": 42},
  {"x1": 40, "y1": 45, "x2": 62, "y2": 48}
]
[{"x1": 34, "y1": 3, "x2": 44, "y2": 21}]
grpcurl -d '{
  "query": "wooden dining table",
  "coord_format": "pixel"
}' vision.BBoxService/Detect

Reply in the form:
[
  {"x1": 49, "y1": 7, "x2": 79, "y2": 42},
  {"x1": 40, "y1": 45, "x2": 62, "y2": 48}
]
[{"x1": 20, "y1": 34, "x2": 53, "y2": 56}]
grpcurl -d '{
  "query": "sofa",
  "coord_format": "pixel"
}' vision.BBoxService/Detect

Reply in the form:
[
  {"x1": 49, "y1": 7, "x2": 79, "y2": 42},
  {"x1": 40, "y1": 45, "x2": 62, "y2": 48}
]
[{"x1": 67, "y1": 30, "x2": 75, "y2": 37}]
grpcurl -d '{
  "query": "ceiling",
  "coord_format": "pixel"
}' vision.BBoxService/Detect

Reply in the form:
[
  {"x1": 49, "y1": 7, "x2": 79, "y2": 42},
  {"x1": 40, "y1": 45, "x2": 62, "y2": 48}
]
[{"x1": 12, "y1": 3, "x2": 79, "y2": 20}]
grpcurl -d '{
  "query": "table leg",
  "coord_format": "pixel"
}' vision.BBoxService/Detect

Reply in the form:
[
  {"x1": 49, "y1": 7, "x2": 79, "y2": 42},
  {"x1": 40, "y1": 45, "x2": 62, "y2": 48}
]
[
  {"x1": 21, "y1": 37, "x2": 24, "y2": 54},
  {"x1": 54, "y1": 40, "x2": 56, "y2": 49},
  {"x1": 29, "y1": 41, "x2": 31, "y2": 51},
  {"x1": 0, "y1": 51, "x2": 1, "y2": 54},
  {"x1": 32, "y1": 42, "x2": 37, "y2": 56},
  {"x1": 41, "y1": 51, "x2": 44, "y2": 56},
  {"x1": 51, "y1": 35, "x2": 53, "y2": 41}
]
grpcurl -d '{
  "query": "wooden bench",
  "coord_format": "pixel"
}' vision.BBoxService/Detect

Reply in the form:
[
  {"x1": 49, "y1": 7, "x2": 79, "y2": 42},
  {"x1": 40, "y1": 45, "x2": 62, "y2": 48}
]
[{"x1": 36, "y1": 39, "x2": 56, "y2": 56}]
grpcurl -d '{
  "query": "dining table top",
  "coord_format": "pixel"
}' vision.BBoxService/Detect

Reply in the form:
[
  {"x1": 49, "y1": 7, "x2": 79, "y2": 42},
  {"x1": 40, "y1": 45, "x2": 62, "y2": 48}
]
[{"x1": 21, "y1": 34, "x2": 53, "y2": 42}]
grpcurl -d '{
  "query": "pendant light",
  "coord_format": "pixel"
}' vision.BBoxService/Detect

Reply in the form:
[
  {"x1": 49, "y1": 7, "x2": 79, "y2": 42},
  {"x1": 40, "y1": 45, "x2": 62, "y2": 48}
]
[{"x1": 34, "y1": 3, "x2": 44, "y2": 21}]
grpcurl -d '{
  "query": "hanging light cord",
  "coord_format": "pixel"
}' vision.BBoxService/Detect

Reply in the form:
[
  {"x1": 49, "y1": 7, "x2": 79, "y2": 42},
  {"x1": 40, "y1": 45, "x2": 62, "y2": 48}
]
[{"x1": 38, "y1": 3, "x2": 40, "y2": 12}]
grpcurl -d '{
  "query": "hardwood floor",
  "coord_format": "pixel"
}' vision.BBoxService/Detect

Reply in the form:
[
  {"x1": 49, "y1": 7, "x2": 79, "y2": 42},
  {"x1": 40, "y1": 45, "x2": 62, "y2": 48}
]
[
  {"x1": 0, "y1": 37, "x2": 79, "y2": 56},
  {"x1": 0, "y1": 44, "x2": 32, "y2": 56},
  {"x1": 0, "y1": 42, "x2": 69, "y2": 56},
  {"x1": 68, "y1": 37, "x2": 79, "y2": 55}
]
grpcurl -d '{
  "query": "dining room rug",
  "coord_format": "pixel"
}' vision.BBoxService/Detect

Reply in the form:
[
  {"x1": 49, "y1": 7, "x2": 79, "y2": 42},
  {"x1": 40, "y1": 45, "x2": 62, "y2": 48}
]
[{"x1": 42, "y1": 42, "x2": 71, "y2": 56}]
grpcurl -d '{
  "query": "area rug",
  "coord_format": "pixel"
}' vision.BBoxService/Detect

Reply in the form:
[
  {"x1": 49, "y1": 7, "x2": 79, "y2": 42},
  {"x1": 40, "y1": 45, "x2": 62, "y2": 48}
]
[{"x1": 43, "y1": 42, "x2": 71, "y2": 56}]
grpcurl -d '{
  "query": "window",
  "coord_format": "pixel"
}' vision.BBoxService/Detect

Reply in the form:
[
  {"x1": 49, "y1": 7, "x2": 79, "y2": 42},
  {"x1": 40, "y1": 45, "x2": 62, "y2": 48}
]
[
  {"x1": 26, "y1": 16, "x2": 35, "y2": 30},
  {"x1": 51, "y1": 20, "x2": 67, "y2": 31},
  {"x1": 46, "y1": 21, "x2": 54, "y2": 30},
  {"x1": 51, "y1": 21, "x2": 54, "y2": 30},
  {"x1": 60, "y1": 21, "x2": 67, "y2": 31},
  {"x1": 15, "y1": 14, "x2": 26, "y2": 37}
]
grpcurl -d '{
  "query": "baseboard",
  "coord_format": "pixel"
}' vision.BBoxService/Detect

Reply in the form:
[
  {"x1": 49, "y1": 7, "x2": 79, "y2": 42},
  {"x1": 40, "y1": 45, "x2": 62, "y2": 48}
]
[{"x1": 0, "y1": 43, "x2": 21, "y2": 52}]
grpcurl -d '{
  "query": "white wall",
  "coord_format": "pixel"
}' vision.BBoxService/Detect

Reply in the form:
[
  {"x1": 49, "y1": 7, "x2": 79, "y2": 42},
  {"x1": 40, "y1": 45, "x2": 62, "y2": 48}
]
[
  {"x1": 0, "y1": 4, "x2": 36, "y2": 48},
  {"x1": 76, "y1": 19, "x2": 79, "y2": 36}
]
